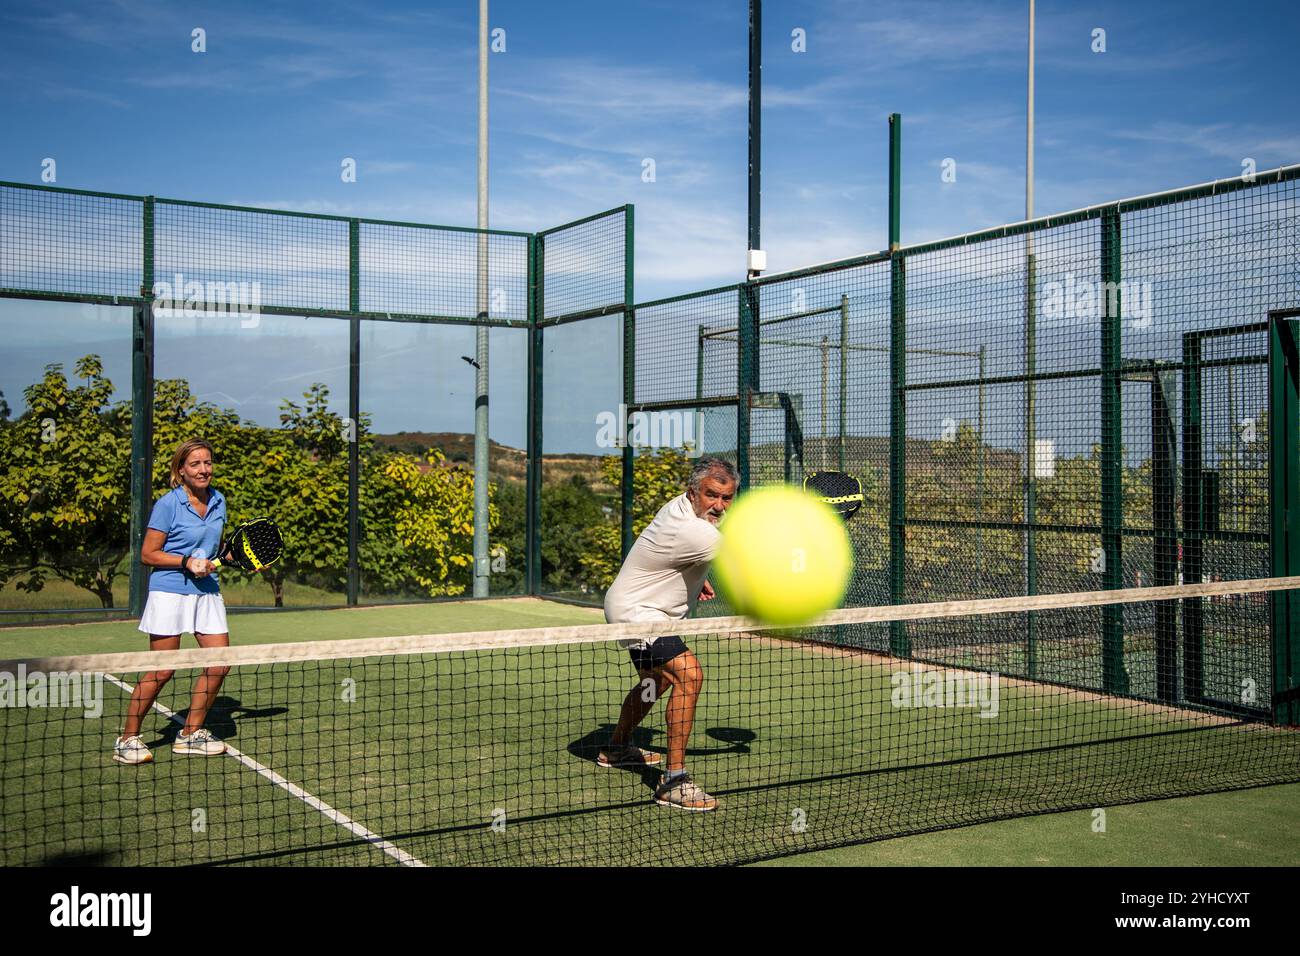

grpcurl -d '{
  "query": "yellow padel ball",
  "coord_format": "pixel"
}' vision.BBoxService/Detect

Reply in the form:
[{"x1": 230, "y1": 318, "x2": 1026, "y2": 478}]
[{"x1": 712, "y1": 484, "x2": 853, "y2": 626}]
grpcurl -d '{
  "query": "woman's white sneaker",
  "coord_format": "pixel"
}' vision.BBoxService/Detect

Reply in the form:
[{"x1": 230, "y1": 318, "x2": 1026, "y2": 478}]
[
  {"x1": 113, "y1": 735, "x2": 154, "y2": 765},
  {"x1": 173, "y1": 728, "x2": 225, "y2": 756}
]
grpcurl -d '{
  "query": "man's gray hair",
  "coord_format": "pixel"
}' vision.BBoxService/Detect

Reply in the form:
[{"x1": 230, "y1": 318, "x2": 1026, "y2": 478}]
[{"x1": 687, "y1": 456, "x2": 739, "y2": 492}]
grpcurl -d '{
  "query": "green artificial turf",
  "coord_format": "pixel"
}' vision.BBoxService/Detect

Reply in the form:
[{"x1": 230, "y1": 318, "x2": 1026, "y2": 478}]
[
  {"x1": 3, "y1": 601, "x2": 1297, "y2": 866},
  {"x1": 756, "y1": 783, "x2": 1300, "y2": 866}
]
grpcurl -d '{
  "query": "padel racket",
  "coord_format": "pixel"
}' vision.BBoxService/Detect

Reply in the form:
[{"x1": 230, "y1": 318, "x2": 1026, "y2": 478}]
[
  {"x1": 803, "y1": 471, "x2": 864, "y2": 520},
  {"x1": 213, "y1": 517, "x2": 284, "y2": 572}
]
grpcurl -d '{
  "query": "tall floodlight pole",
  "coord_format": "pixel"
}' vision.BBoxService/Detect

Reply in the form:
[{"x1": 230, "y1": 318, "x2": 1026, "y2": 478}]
[
  {"x1": 737, "y1": 0, "x2": 764, "y2": 490},
  {"x1": 1024, "y1": 0, "x2": 1038, "y2": 673},
  {"x1": 473, "y1": 0, "x2": 491, "y2": 597},
  {"x1": 747, "y1": 0, "x2": 764, "y2": 280},
  {"x1": 1027, "y1": 0, "x2": 1035, "y2": 224}
]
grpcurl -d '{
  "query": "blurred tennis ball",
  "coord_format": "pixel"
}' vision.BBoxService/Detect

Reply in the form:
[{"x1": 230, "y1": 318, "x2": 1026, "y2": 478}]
[{"x1": 712, "y1": 485, "x2": 853, "y2": 626}]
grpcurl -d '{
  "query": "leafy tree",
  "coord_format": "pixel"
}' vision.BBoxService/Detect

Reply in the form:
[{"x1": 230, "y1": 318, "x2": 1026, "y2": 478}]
[
  {"x1": 280, "y1": 383, "x2": 352, "y2": 462},
  {"x1": 1, "y1": 356, "x2": 498, "y2": 610},
  {"x1": 488, "y1": 478, "x2": 527, "y2": 594},
  {"x1": 265, "y1": 385, "x2": 353, "y2": 602},
  {"x1": 150, "y1": 376, "x2": 308, "y2": 606},
  {"x1": 0, "y1": 358, "x2": 131, "y2": 606},
  {"x1": 540, "y1": 474, "x2": 609, "y2": 593},
  {"x1": 379, "y1": 451, "x2": 495, "y2": 597},
  {"x1": 580, "y1": 449, "x2": 693, "y2": 591}
]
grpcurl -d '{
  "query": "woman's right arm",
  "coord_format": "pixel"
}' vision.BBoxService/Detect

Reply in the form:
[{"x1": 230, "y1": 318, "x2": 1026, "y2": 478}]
[
  {"x1": 141, "y1": 528, "x2": 184, "y2": 569},
  {"x1": 141, "y1": 528, "x2": 213, "y2": 576}
]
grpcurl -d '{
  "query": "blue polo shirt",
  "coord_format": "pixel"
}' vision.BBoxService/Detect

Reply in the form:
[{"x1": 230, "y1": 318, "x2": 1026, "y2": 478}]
[{"x1": 146, "y1": 485, "x2": 227, "y2": 595}]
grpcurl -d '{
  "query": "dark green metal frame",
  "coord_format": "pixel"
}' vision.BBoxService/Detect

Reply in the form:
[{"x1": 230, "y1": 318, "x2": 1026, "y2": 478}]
[
  {"x1": 626, "y1": 150, "x2": 1300, "y2": 726},
  {"x1": 8, "y1": 159, "x2": 1300, "y2": 729},
  {"x1": 1270, "y1": 309, "x2": 1300, "y2": 725},
  {"x1": 621, "y1": 207, "x2": 636, "y2": 559},
  {"x1": 1181, "y1": 323, "x2": 1271, "y2": 715},
  {"x1": 0, "y1": 179, "x2": 629, "y2": 617}
]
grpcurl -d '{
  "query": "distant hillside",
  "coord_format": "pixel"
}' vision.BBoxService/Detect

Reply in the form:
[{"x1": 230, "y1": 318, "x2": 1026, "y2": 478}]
[
  {"x1": 371, "y1": 431, "x2": 617, "y2": 493},
  {"x1": 371, "y1": 431, "x2": 1025, "y2": 497},
  {"x1": 775, "y1": 435, "x2": 1022, "y2": 473}
]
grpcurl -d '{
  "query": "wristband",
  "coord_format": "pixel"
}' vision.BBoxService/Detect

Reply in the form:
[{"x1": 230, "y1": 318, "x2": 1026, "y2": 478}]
[{"x1": 180, "y1": 555, "x2": 190, "y2": 572}]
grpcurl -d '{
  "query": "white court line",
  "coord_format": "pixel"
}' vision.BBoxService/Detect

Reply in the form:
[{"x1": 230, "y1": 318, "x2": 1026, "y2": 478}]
[{"x1": 105, "y1": 673, "x2": 426, "y2": 867}]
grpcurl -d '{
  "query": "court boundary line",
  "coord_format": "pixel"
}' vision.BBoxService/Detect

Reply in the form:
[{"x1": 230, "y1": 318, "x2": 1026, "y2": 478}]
[{"x1": 104, "y1": 674, "x2": 427, "y2": 867}]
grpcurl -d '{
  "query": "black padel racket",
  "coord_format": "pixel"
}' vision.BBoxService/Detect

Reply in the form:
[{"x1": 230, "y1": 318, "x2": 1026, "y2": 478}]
[
  {"x1": 803, "y1": 471, "x2": 864, "y2": 520},
  {"x1": 214, "y1": 518, "x2": 284, "y2": 572}
]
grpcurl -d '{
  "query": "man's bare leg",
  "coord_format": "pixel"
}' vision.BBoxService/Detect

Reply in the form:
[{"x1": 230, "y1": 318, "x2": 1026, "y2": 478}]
[
  {"x1": 658, "y1": 650, "x2": 703, "y2": 771},
  {"x1": 652, "y1": 650, "x2": 716, "y2": 810},
  {"x1": 609, "y1": 670, "x2": 670, "y2": 748}
]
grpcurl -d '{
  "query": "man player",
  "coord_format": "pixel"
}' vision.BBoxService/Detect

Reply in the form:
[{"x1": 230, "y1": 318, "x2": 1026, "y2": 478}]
[{"x1": 600, "y1": 457, "x2": 738, "y2": 811}]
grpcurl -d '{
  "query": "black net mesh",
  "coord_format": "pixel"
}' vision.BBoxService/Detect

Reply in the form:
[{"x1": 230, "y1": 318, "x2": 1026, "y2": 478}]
[
  {"x1": 3, "y1": 587, "x2": 1299, "y2": 867},
  {"x1": 2, "y1": 167, "x2": 1299, "y2": 868}
]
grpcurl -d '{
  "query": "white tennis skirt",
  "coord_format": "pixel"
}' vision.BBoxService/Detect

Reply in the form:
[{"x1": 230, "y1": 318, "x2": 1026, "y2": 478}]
[{"x1": 138, "y1": 591, "x2": 229, "y2": 636}]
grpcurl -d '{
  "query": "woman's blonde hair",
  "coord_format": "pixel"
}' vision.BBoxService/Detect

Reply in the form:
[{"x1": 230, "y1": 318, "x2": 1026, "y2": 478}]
[{"x1": 169, "y1": 438, "x2": 216, "y2": 488}]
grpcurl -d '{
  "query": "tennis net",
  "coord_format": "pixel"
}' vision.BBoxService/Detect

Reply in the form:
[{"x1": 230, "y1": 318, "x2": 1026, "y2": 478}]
[{"x1": 3, "y1": 577, "x2": 1299, "y2": 866}]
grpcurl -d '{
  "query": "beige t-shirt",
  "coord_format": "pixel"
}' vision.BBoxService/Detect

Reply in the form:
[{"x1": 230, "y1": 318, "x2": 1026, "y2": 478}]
[{"x1": 604, "y1": 493, "x2": 721, "y2": 646}]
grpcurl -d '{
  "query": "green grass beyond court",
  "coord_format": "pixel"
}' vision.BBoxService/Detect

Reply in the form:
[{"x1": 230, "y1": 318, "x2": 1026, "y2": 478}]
[{"x1": 1, "y1": 598, "x2": 1297, "y2": 866}]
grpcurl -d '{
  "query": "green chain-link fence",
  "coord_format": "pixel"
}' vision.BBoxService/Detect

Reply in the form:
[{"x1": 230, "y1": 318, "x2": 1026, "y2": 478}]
[
  {"x1": 630, "y1": 164, "x2": 1300, "y2": 725},
  {"x1": 0, "y1": 181, "x2": 626, "y2": 622}
]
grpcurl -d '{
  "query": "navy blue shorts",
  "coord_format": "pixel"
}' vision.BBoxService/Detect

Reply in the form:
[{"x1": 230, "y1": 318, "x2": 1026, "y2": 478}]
[{"x1": 628, "y1": 635, "x2": 690, "y2": 672}]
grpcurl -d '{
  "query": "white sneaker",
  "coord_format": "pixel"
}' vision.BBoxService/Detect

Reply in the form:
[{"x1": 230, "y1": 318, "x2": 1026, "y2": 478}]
[
  {"x1": 113, "y1": 735, "x2": 153, "y2": 765},
  {"x1": 173, "y1": 728, "x2": 226, "y2": 756}
]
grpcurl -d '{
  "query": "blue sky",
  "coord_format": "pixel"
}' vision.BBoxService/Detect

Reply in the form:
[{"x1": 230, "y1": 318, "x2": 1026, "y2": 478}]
[
  {"x1": 5, "y1": 0, "x2": 1298, "y2": 291},
  {"x1": 2, "y1": 0, "x2": 1297, "y2": 450}
]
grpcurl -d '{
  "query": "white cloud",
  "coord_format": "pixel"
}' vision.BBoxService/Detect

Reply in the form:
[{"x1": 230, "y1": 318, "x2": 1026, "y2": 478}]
[{"x1": 1112, "y1": 122, "x2": 1300, "y2": 165}]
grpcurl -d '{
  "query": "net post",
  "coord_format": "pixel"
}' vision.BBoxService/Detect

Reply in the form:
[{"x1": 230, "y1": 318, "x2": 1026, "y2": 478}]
[
  {"x1": 128, "y1": 199, "x2": 155, "y2": 618},
  {"x1": 1100, "y1": 206, "x2": 1128, "y2": 695}
]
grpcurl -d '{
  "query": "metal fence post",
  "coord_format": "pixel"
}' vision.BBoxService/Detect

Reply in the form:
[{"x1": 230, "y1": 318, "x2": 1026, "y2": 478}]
[
  {"x1": 1100, "y1": 205, "x2": 1129, "y2": 695},
  {"x1": 888, "y1": 114, "x2": 909, "y2": 657},
  {"x1": 347, "y1": 219, "x2": 360, "y2": 606},
  {"x1": 621, "y1": 205, "x2": 636, "y2": 559},
  {"x1": 526, "y1": 234, "x2": 544, "y2": 594},
  {"x1": 128, "y1": 197, "x2": 156, "y2": 618}
]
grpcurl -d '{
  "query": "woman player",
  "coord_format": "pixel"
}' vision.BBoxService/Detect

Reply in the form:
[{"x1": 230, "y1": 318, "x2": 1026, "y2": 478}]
[{"x1": 113, "y1": 438, "x2": 233, "y2": 764}]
